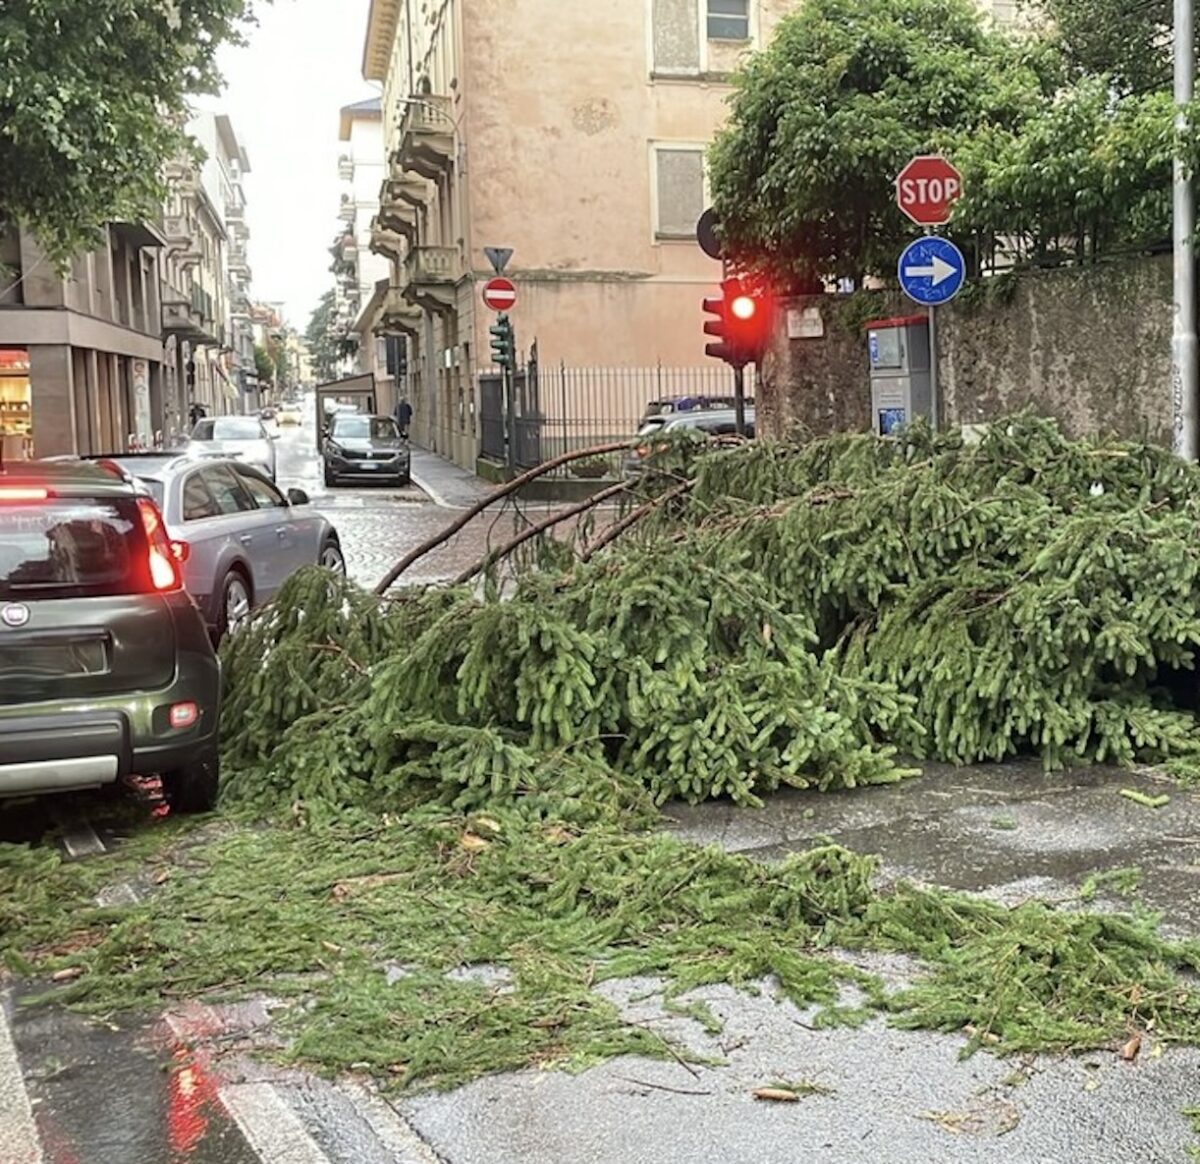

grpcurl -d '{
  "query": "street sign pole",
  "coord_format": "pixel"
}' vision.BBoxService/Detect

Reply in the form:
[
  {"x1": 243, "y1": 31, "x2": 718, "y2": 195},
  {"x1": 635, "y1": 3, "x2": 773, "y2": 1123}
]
[
  {"x1": 1174, "y1": 0, "x2": 1198, "y2": 459},
  {"x1": 733, "y1": 364, "x2": 746, "y2": 436},
  {"x1": 925, "y1": 228, "x2": 939, "y2": 432}
]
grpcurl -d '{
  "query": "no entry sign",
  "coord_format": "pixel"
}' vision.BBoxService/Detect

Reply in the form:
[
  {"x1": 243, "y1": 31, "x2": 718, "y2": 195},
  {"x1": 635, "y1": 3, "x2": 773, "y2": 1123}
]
[
  {"x1": 895, "y1": 155, "x2": 963, "y2": 226},
  {"x1": 482, "y1": 277, "x2": 517, "y2": 312}
]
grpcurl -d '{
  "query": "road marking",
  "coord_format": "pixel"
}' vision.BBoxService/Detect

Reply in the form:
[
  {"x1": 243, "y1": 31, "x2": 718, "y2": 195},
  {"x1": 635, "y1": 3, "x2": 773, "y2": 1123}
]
[
  {"x1": 340, "y1": 1081, "x2": 444, "y2": 1163},
  {"x1": 220, "y1": 1082, "x2": 331, "y2": 1164},
  {"x1": 57, "y1": 818, "x2": 106, "y2": 860},
  {"x1": 0, "y1": 998, "x2": 43, "y2": 1164}
]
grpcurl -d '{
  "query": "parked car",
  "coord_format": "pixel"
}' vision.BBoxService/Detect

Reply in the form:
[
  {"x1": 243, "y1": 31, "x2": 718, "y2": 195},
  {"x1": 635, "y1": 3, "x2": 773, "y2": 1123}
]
[
  {"x1": 638, "y1": 395, "x2": 756, "y2": 433},
  {"x1": 322, "y1": 413, "x2": 411, "y2": 488},
  {"x1": 276, "y1": 403, "x2": 303, "y2": 426},
  {"x1": 187, "y1": 415, "x2": 278, "y2": 479},
  {"x1": 0, "y1": 460, "x2": 221, "y2": 811},
  {"x1": 76, "y1": 453, "x2": 345, "y2": 641},
  {"x1": 623, "y1": 407, "x2": 756, "y2": 479}
]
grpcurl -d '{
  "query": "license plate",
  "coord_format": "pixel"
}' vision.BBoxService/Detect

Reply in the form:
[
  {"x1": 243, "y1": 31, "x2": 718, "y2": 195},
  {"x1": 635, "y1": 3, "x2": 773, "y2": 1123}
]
[{"x1": 357, "y1": 462, "x2": 380, "y2": 470}]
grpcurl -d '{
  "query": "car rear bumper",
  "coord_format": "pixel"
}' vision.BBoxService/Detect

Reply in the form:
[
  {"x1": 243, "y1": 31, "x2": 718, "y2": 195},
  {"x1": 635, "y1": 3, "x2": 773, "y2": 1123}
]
[{"x1": 0, "y1": 674, "x2": 220, "y2": 797}]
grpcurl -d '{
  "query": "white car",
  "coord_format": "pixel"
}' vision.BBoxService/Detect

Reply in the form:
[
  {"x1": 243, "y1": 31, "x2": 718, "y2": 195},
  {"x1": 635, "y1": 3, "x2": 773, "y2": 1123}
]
[
  {"x1": 277, "y1": 403, "x2": 303, "y2": 426},
  {"x1": 187, "y1": 416, "x2": 278, "y2": 479}
]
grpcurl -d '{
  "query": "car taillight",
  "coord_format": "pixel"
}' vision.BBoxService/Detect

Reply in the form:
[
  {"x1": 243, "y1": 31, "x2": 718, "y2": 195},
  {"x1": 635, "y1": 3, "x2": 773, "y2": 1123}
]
[
  {"x1": 137, "y1": 497, "x2": 182, "y2": 591},
  {"x1": 0, "y1": 486, "x2": 49, "y2": 501},
  {"x1": 169, "y1": 701, "x2": 199, "y2": 730}
]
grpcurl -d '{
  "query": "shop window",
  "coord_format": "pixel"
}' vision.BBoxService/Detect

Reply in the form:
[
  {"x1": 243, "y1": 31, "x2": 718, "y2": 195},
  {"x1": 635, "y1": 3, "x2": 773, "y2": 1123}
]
[{"x1": 0, "y1": 349, "x2": 32, "y2": 460}]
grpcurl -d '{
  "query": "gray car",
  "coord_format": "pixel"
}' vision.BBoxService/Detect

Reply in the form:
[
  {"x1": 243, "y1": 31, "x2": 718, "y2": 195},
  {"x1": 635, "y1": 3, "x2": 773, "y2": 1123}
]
[
  {"x1": 623, "y1": 407, "x2": 756, "y2": 479},
  {"x1": 187, "y1": 415, "x2": 278, "y2": 480},
  {"x1": 323, "y1": 413, "x2": 411, "y2": 487},
  {"x1": 0, "y1": 460, "x2": 221, "y2": 811},
  {"x1": 95, "y1": 454, "x2": 345, "y2": 640}
]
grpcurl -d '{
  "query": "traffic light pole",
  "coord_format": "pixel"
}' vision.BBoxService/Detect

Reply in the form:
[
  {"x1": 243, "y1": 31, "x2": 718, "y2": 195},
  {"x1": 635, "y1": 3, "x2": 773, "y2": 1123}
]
[
  {"x1": 504, "y1": 358, "x2": 517, "y2": 472},
  {"x1": 733, "y1": 364, "x2": 747, "y2": 437}
]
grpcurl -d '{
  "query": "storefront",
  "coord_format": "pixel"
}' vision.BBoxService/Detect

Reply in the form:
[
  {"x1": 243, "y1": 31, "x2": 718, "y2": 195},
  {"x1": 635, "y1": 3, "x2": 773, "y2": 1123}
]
[{"x1": 0, "y1": 348, "x2": 33, "y2": 460}]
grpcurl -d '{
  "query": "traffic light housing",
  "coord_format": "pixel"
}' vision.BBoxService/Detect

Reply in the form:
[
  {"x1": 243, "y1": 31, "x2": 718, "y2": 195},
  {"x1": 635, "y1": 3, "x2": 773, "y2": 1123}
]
[
  {"x1": 702, "y1": 277, "x2": 772, "y2": 368},
  {"x1": 489, "y1": 313, "x2": 516, "y2": 369}
]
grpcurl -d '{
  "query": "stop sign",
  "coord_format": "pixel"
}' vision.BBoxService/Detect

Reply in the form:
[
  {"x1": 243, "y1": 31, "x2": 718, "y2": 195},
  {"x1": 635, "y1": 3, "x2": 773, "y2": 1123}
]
[
  {"x1": 895, "y1": 155, "x2": 963, "y2": 226},
  {"x1": 482, "y1": 277, "x2": 517, "y2": 312}
]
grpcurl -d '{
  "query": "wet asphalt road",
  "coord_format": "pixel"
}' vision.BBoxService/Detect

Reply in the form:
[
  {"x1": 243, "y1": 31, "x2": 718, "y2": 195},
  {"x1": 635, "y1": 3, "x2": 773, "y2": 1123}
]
[{"x1": 6, "y1": 422, "x2": 1200, "y2": 1161}]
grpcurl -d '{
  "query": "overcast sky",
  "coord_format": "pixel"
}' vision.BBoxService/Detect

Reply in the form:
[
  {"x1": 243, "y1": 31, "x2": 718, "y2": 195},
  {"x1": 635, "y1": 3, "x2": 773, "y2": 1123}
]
[{"x1": 197, "y1": 0, "x2": 376, "y2": 331}]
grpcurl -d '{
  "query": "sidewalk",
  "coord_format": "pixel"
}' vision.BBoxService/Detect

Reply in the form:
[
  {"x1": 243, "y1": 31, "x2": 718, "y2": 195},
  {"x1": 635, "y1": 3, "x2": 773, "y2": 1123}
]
[{"x1": 408, "y1": 446, "x2": 494, "y2": 510}]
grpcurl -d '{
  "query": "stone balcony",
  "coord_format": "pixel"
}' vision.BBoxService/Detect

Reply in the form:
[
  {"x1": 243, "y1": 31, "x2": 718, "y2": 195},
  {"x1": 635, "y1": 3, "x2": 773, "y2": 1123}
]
[
  {"x1": 369, "y1": 219, "x2": 407, "y2": 260},
  {"x1": 377, "y1": 282, "x2": 423, "y2": 337},
  {"x1": 395, "y1": 95, "x2": 454, "y2": 180},
  {"x1": 403, "y1": 245, "x2": 458, "y2": 314}
]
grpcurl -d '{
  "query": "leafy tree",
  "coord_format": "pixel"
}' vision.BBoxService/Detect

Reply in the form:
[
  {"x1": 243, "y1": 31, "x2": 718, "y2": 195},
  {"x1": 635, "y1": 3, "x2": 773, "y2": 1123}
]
[
  {"x1": 0, "y1": 0, "x2": 259, "y2": 265},
  {"x1": 1039, "y1": 0, "x2": 1174, "y2": 96},
  {"x1": 305, "y1": 289, "x2": 340, "y2": 381},
  {"x1": 708, "y1": 0, "x2": 1053, "y2": 288},
  {"x1": 254, "y1": 344, "x2": 276, "y2": 389},
  {"x1": 708, "y1": 0, "x2": 1197, "y2": 286}
]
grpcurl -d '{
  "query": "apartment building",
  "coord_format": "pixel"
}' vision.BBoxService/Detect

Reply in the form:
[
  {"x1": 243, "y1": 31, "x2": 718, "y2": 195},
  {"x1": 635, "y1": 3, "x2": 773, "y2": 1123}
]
[
  {"x1": 0, "y1": 222, "x2": 167, "y2": 459},
  {"x1": 330, "y1": 98, "x2": 401, "y2": 398},
  {"x1": 360, "y1": 0, "x2": 1018, "y2": 469}
]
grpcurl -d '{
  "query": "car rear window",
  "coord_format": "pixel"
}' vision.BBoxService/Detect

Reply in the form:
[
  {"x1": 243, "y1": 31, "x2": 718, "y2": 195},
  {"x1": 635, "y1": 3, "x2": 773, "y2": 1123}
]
[{"x1": 0, "y1": 496, "x2": 154, "y2": 600}]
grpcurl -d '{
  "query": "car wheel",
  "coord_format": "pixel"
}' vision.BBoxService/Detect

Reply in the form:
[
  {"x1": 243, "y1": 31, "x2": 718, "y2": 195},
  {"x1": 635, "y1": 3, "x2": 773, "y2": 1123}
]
[
  {"x1": 160, "y1": 747, "x2": 219, "y2": 814},
  {"x1": 216, "y1": 569, "x2": 252, "y2": 641},
  {"x1": 319, "y1": 539, "x2": 346, "y2": 574}
]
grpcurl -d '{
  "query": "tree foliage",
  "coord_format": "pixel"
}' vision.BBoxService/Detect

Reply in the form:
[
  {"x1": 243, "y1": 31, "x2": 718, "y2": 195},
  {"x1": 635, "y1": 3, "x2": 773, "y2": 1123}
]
[
  {"x1": 0, "y1": 0, "x2": 258, "y2": 265},
  {"x1": 1041, "y1": 0, "x2": 1174, "y2": 95},
  {"x1": 708, "y1": 0, "x2": 1197, "y2": 286},
  {"x1": 305, "y1": 289, "x2": 341, "y2": 382}
]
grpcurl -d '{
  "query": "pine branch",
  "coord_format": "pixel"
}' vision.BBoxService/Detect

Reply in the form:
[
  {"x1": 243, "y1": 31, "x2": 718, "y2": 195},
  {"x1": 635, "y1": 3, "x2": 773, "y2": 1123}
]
[
  {"x1": 452, "y1": 481, "x2": 630, "y2": 586},
  {"x1": 580, "y1": 481, "x2": 695, "y2": 563},
  {"x1": 373, "y1": 442, "x2": 632, "y2": 594}
]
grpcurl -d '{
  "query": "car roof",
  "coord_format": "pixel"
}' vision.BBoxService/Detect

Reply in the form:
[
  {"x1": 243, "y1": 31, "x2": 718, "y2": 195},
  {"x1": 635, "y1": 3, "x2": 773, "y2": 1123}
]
[
  {"x1": 1, "y1": 458, "x2": 138, "y2": 495},
  {"x1": 662, "y1": 408, "x2": 755, "y2": 428}
]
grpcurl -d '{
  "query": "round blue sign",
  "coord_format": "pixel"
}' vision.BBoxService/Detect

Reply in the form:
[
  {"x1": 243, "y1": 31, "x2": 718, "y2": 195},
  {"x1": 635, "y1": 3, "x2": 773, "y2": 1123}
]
[{"x1": 897, "y1": 237, "x2": 966, "y2": 306}]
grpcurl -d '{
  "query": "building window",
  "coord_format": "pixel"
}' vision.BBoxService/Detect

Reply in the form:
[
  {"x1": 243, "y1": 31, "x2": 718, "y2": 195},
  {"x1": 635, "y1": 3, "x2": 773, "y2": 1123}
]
[
  {"x1": 707, "y1": 0, "x2": 749, "y2": 40},
  {"x1": 652, "y1": 0, "x2": 700, "y2": 72},
  {"x1": 654, "y1": 148, "x2": 705, "y2": 240}
]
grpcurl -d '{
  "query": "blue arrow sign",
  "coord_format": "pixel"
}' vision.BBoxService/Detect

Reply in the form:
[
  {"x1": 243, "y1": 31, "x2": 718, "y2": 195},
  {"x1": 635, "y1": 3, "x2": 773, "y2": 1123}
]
[{"x1": 897, "y1": 236, "x2": 966, "y2": 306}]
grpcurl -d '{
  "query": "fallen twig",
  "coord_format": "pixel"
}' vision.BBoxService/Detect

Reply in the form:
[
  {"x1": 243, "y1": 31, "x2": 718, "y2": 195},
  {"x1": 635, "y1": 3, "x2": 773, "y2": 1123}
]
[{"x1": 614, "y1": 1075, "x2": 713, "y2": 1097}]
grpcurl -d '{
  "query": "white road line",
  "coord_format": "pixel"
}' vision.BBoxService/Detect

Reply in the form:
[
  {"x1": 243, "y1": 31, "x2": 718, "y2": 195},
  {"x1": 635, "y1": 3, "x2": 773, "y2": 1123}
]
[
  {"x1": 59, "y1": 819, "x2": 106, "y2": 859},
  {"x1": 340, "y1": 1081, "x2": 444, "y2": 1163},
  {"x1": 0, "y1": 998, "x2": 43, "y2": 1164},
  {"x1": 220, "y1": 1082, "x2": 331, "y2": 1164}
]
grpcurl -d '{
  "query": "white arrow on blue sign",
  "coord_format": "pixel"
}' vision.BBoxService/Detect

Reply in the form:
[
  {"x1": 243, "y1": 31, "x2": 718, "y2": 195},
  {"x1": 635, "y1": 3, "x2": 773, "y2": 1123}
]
[{"x1": 897, "y1": 236, "x2": 966, "y2": 306}]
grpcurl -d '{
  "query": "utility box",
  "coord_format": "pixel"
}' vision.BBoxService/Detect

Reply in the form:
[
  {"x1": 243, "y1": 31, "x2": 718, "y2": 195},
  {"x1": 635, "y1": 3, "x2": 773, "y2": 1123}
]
[{"x1": 865, "y1": 315, "x2": 932, "y2": 436}]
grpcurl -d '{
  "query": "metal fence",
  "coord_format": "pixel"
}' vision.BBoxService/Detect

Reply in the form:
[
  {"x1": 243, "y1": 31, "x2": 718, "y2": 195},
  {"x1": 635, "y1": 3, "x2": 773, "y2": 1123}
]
[{"x1": 481, "y1": 362, "x2": 738, "y2": 478}]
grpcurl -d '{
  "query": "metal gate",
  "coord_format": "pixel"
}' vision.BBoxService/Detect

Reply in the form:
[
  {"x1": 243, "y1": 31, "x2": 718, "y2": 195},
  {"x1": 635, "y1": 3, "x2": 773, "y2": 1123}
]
[
  {"x1": 479, "y1": 373, "x2": 505, "y2": 461},
  {"x1": 512, "y1": 367, "x2": 543, "y2": 469}
]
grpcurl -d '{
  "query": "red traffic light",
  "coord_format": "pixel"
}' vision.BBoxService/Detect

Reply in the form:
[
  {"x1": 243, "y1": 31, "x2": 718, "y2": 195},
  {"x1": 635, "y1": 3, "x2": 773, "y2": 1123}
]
[{"x1": 730, "y1": 294, "x2": 756, "y2": 321}]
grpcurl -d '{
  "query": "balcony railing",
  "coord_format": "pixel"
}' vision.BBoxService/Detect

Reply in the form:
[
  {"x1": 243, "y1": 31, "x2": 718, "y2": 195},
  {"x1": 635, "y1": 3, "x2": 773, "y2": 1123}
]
[
  {"x1": 338, "y1": 155, "x2": 354, "y2": 181},
  {"x1": 403, "y1": 245, "x2": 458, "y2": 313},
  {"x1": 397, "y1": 94, "x2": 454, "y2": 180}
]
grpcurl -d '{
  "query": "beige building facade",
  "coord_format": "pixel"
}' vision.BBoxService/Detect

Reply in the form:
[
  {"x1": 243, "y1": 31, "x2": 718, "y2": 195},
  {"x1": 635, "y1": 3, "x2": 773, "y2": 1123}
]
[
  {"x1": 0, "y1": 223, "x2": 167, "y2": 459},
  {"x1": 361, "y1": 0, "x2": 1015, "y2": 468}
]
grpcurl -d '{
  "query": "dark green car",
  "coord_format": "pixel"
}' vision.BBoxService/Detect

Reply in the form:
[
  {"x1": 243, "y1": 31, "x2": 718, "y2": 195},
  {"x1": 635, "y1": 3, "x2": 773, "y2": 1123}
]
[{"x1": 0, "y1": 460, "x2": 221, "y2": 812}]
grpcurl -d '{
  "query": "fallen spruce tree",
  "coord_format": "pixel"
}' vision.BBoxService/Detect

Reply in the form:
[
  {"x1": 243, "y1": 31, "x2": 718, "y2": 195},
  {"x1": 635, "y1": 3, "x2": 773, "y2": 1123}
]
[
  {"x1": 219, "y1": 414, "x2": 1200, "y2": 819},
  {"x1": 12, "y1": 416, "x2": 1200, "y2": 1097}
]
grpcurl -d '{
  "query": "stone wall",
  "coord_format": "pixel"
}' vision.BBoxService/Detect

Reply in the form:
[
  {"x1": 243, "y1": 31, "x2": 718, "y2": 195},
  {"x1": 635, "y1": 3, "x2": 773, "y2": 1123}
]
[{"x1": 763, "y1": 256, "x2": 1175, "y2": 444}]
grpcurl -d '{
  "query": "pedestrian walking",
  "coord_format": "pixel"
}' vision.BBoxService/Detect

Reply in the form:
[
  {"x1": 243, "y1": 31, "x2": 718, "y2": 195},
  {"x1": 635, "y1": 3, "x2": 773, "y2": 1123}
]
[{"x1": 394, "y1": 397, "x2": 413, "y2": 439}]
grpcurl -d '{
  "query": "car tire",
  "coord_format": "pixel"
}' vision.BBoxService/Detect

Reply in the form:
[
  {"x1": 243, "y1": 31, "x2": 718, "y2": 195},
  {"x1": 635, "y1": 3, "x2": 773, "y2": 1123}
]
[
  {"x1": 319, "y1": 538, "x2": 346, "y2": 574},
  {"x1": 160, "y1": 747, "x2": 219, "y2": 814},
  {"x1": 215, "y1": 569, "x2": 252, "y2": 642}
]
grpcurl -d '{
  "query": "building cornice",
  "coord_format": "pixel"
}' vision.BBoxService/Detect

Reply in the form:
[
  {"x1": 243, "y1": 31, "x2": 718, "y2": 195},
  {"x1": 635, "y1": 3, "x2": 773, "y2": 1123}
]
[{"x1": 363, "y1": 0, "x2": 400, "y2": 82}]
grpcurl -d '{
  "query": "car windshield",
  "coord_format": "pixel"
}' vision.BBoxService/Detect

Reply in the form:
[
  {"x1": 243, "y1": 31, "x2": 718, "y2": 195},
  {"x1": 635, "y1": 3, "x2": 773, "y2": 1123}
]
[
  {"x1": 333, "y1": 416, "x2": 399, "y2": 440},
  {"x1": 0, "y1": 497, "x2": 151, "y2": 599},
  {"x1": 192, "y1": 418, "x2": 263, "y2": 442}
]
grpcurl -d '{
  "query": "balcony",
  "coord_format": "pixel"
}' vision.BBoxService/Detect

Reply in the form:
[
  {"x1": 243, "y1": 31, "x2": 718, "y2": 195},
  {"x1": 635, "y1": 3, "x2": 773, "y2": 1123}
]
[
  {"x1": 403, "y1": 245, "x2": 458, "y2": 313},
  {"x1": 225, "y1": 198, "x2": 245, "y2": 222},
  {"x1": 377, "y1": 282, "x2": 423, "y2": 337},
  {"x1": 377, "y1": 199, "x2": 417, "y2": 242},
  {"x1": 369, "y1": 219, "x2": 407, "y2": 260},
  {"x1": 338, "y1": 154, "x2": 354, "y2": 181},
  {"x1": 162, "y1": 297, "x2": 219, "y2": 346},
  {"x1": 395, "y1": 95, "x2": 454, "y2": 180},
  {"x1": 383, "y1": 172, "x2": 429, "y2": 208},
  {"x1": 164, "y1": 161, "x2": 199, "y2": 195},
  {"x1": 162, "y1": 215, "x2": 190, "y2": 245},
  {"x1": 338, "y1": 197, "x2": 356, "y2": 224}
]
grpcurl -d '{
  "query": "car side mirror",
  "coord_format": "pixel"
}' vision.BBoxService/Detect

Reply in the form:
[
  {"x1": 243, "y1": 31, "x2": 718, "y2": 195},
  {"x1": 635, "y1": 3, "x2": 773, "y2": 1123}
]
[{"x1": 287, "y1": 488, "x2": 310, "y2": 506}]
